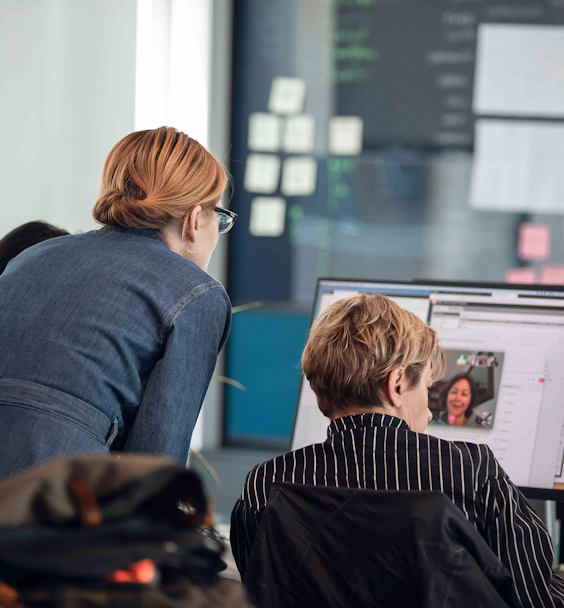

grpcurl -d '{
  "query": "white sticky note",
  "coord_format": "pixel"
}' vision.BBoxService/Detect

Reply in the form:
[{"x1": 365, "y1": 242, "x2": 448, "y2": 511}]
[
  {"x1": 474, "y1": 24, "x2": 564, "y2": 118},
  {"x1": 249, "y1": 197, "x2": 287, "y2": 237},
  {"x1": 268, "y1": 77, "x2": 306, "y2": 114},
  {"x1": 470, "y1": 119, "x2": 564, "y2": 213},
  {"x1": 281, "y1": 157, "x2": 317, "y2": 196},
  {"x1": 248, "y1": 113, "x2": 282, "y2": 152},
  {"x1": 244, "y1": 154, "x2": 281, "y2": 194},
  {"x1": 283, "y1": 115, "x2": 315, "y2": 153},
  {"x1": 283, "y1": 114, "x2": 315, "y2": 153},
  {"x1": 329, "y1": 116, "x2": 364, "y2": 156}
]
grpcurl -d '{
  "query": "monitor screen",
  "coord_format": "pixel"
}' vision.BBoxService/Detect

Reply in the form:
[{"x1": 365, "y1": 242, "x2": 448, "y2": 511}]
[{"x1": 292, "y1": 278, "x2": 564, "y2": 497}]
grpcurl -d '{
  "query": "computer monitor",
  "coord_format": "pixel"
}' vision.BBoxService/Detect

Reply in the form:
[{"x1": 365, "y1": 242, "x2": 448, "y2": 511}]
[{"x1": 291, "y1": 278, "x2": 564, "y2": 500}]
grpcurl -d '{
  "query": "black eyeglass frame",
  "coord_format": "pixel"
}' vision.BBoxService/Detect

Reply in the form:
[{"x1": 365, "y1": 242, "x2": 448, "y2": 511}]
[{"x1": 214, "y1": 206, "x2": 238, "y2": 233}]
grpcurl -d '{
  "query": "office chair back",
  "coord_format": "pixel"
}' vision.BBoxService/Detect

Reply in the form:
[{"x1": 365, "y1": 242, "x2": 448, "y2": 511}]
[{"x1": 244, "y1": 484, "x2": 519, "y2": 608}]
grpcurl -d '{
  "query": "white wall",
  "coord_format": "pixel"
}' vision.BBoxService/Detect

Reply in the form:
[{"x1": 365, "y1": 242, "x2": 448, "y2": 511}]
[
  {"x1": 134, "y1": 0, "x2": 233, "y2": 451},
  {"x1": 0, "y1": 0, "x2": 137, "y2": 234}
]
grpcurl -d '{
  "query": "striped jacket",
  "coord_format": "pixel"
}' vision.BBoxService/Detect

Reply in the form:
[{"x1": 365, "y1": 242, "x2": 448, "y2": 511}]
[{"x1": 231, "y1": 413, "x2": 564, "y2": 608}]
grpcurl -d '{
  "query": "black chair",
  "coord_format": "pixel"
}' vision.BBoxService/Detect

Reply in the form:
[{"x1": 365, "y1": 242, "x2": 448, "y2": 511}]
[{"x1": 244, "y1": 483, "x2": 519, "y2": 608}]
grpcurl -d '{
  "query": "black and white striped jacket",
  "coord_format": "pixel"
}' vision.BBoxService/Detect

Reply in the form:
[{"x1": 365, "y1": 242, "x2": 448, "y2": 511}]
[{"x1": 231, "y1": 413, "x2": 564, "y2": 608}]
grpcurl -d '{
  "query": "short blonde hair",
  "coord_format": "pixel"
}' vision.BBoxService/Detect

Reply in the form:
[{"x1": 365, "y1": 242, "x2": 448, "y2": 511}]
[
  {"x1": 92, "y1": 127, "x2": 227, "y2": 235},
  {"x1": 301, "y1": 293, "x2": 445, "y2": 417}
]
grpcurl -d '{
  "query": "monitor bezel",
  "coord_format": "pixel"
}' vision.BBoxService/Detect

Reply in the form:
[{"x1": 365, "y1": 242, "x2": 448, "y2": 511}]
[{"x1": 290, "y1": 277, "x2": 564, "y2": 502}]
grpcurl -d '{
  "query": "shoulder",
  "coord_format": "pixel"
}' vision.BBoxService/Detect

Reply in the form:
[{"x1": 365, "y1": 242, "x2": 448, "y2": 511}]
[
  {"x1": 239, "y1": 448, "x2": 307, "y2": 511},
  {"x1": 90, "y1": 228, "x2": 231, "y2": 329},
  {"x1": 425, "y1": 433, "x2": 491, "y2": 468},
  {"x1": 166, "y1": 279, "x2": 231, "y2": 335},
  {"x1": 465, "y1": 410, "x2": 479, "y2": 426},
  {"x1": 239, "y1": 460, "x2": 272, "y2": 512},
  {"x1": 450, "y1": 440, "x2": 505, "y2": 482}
]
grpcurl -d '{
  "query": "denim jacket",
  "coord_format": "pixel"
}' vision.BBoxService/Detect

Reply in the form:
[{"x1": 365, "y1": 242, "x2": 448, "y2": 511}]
[{"x1": 0, "y1": 227, "x2": 231, "y2": 476}]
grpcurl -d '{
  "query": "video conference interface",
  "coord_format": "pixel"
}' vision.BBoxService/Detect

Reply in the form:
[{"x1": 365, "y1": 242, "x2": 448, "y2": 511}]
[{"x1": 292, "y1": 280, "x2": 564, "y2": 492}]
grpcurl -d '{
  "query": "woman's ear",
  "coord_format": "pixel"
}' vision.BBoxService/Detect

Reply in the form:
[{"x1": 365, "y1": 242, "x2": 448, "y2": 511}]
[
  {"x1": 386, "y1": 367, "x2": 405, "y2": 409},
  {"x1": 185, "y1": 205, "x2": 202, "y2": 242}
]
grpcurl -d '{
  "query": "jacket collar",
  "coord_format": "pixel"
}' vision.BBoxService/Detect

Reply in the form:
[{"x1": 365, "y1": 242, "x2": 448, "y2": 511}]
[
  {"x1": 327, "y1": 413, "x2": 410, "y2": 438},
  {"x1": 100, "y1": 226, "x2": 164, "y2": 242}
]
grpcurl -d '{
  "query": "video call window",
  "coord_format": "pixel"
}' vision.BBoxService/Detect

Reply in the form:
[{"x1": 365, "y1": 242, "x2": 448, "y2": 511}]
[{"x1": 428, "y1": 349, "x2": 504, "y2": 429}]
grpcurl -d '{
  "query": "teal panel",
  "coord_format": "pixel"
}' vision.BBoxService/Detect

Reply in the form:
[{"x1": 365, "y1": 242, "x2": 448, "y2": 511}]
[{"x1": 224, "y1": 309, "x2": 310, "y2": 447}]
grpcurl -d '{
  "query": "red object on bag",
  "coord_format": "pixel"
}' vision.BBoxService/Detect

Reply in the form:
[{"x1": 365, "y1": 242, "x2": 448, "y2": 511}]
[{"x1": 106, "y1": 559, "x2": 156, "y2": 584}]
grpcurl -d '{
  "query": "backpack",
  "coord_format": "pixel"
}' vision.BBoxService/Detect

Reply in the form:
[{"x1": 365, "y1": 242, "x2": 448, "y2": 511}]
[{"x1": 0, "y1": 454, "x2": 252, "y2": 608}]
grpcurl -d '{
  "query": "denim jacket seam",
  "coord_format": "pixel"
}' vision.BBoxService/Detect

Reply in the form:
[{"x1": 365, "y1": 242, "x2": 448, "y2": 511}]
[
  {"x1": 161, "y1": 281, "x2": 224, "y2": 342},
  {"x1": 0, "y1": 400, "x2": 107, "y2": 447}
]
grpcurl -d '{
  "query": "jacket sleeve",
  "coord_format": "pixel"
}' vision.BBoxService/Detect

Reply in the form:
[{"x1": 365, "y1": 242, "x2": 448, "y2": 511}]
[
  {"x1": 123, "y1": 284, "x2": 231, "y2": 463},
  {"x1": 230, "y1": 468, "x2": 263, "y2": 578},
  {"x1": 478, "y1": 446, "x2": 564, "y2": 608}
]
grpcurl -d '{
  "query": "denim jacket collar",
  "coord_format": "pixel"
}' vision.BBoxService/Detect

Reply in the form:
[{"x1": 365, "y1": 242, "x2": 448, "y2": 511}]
[
  {"x1": 327, "y1": 413, "x2": 410, "y2": 438},
  {"x1": 100, "y1": 226, "x2": 165, "y2": 242}
]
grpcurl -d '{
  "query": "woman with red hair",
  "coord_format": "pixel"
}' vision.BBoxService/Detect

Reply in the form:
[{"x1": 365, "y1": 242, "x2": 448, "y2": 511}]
[{"x1": 0, "y1": 127, "x2": 236, "y2": 479}]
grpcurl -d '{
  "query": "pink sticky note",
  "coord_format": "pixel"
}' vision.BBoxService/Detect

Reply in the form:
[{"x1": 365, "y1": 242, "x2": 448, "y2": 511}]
[
  {"x1": 518, "y1": 223, "x2": 551, "y2": 260},
  {"x1": 505, "y1": 267, "x2": 536, "y2": 284},
  {"x1": 541, "y1": 265, "x2": 564, "y2": 285}
]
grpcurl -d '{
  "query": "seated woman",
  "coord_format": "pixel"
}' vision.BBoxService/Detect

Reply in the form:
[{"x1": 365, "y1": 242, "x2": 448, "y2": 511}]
[
  {"x1": 231, "y1": 294, "x2": 564, "y2": 608},
  {"x1": 436, "y1": 373, "x2": 483, "y2": 427}
]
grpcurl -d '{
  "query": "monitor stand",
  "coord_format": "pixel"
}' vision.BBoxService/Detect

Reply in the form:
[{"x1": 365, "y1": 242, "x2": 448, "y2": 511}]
[{"x1": 529, "y1": 499, "x2": 561, "y2": 568}]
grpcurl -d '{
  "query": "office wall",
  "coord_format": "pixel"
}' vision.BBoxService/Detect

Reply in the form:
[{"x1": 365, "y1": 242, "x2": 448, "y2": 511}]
[{"x1": 0, "y1": 0, "x2": 137, "y2": 234}]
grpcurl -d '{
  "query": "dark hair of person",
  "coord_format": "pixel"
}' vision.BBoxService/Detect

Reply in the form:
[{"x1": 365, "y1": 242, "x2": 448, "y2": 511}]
[
  {"x1": 0, "y1": 221, "x2": 69, "y2": 275},
  {"x1": 438, "y1": 373, "x2": 479, "y2": 419}
]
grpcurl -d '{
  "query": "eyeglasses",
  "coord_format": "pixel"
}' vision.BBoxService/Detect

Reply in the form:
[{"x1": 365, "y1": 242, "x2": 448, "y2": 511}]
[{"x1": 215, "y1": 206, "x2": 238, "y2": 234}]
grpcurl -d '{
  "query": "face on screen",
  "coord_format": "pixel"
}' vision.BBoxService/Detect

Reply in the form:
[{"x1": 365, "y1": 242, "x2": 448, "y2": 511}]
[
  {"x1": 427, "y1": 349, "x2": 502, "y2": 429},
  {"x1": 446, "y1": 379, "x2": 472, "y2": 421}
]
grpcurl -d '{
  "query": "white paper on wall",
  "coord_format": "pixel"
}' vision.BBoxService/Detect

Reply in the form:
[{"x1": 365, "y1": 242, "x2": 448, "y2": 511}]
[
  {"x1": 248, "y1": 113, "x2": 282, "y2": 152},
  {"x1": 473, "y1": 24, "x2": 564, "y2": 118},
  {"x1": 268, "y1": 77, "x2": 306, "y2": 114},
  {"x1": 244, "y1": 154, "x2": 281, "y2": 194},
  {"x1": 283, "y1": 115, "x2": 315, "y2": 153},
  {"x1": 249, "y1": 197, "x2": 287, "y2": 237},
  {"x1": 281, "y1": 157, "x2": 317, "y2": 196},
  {"x1": 470, "y1": 119, "x2": 564, "y2": 213},
  {"x1": 329, "y1": 116, "x2": 363, "y2": 156}
]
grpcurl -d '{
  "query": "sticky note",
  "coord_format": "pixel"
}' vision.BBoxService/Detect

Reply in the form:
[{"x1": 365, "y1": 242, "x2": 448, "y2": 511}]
[
  {"x1": 281, "y1": 157, "x2": 317, "y2": 196},
  {"x1": 244, "y1": 154, "x2": 281, "y2": 194},
  {"x1": 518, "y1": 223, "x2": 550, "y2": 260},
  {"x1": 505, "y1": 267, "x2": 536, "y2": 284},
  {"x1": 249, "y1": 197, "x2": 287, "y2": 237},
  {"x1": 329, "y1": 116, "x2": 364, "y2": 156},
  {"x1": 268, "y1": 77, "x2": 306, "y2": 114},
  {"x1": 283, "y1": 115, "x2": 315, "y2": 153},
  {"x1": 248, "y1": 113, "x2": 282, "y2": 152},
  {"x1": 541, "y1": 265, "x2": 564, "y2": 285}
]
